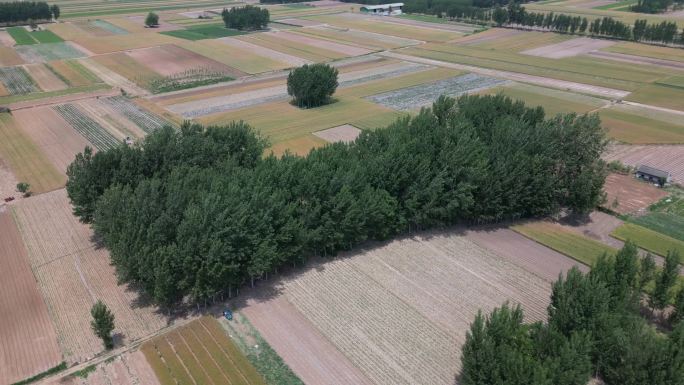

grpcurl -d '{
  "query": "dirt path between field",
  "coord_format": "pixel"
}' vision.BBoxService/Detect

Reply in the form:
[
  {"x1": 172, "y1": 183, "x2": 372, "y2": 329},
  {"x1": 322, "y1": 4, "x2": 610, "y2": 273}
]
[
  {"x1": 381, "y1": 51, "x2": 630, "y2": 99},
  {"x1": 8, "y1": 88, "x2": 118, "y2": 110}
]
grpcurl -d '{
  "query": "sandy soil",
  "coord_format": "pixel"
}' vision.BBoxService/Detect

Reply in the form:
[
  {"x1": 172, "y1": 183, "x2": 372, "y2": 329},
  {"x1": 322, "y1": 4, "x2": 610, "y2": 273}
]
[
  {"x1": 521, "y1": 37, "x2": 616, "y2": 59},
  {"x1": 0, "y1": 159, "x2": 20, "y2": 202},
  {"x1": 12, "y1": 189, "x2": 169, "y2": 363},
  {"x1": 127, "y1": 44, "x2": 244, "y2": 78},
  {"x1": 314, "y1": 124, "x2": 362, "y2": 143},
  {"x1": 13, "y1": 107, "x2": 92, "y2": 174},
  {"x1": 218, "y1": 37, "x2": 311, "y2": 67},
  {"x1": 588, "y1": 50, "x2": 684, "y2": 70},
  {"x1": 382, "y1": 51, "x2": 630, "y2": 99},
  {"x1": 602, "y1": 173, "x2": 669, "y2": 215},
  {"x1": 604, "y1": 144, "x2": 684, "y2": 184},
  {"x1": 24, "y1": 63, "x2": 68, "y2": 92},
  {"x1": 465, "y1": 226, "x2": 588, "y2": 281},
  {"x1": 0, "y1": 30, "x2": 15, "y2": 47},
  {"x1": 453, "y1": 28, "x2": 524, "y2": 46},
  {"x1": 241, "y1": 295, "x2": 374, "y2": 385},
  {"x1": 0, "y1": 207, "x2": 62, "y2": 385},
  {"x1": 266, "y1": 31, "x2": 372, "y2": 56}
]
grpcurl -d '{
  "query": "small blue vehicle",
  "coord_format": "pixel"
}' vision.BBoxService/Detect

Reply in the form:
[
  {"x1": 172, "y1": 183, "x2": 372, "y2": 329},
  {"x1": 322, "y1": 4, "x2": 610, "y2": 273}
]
[{"x1": 223, "y1": 310, "x2": 233, "y2": 320}]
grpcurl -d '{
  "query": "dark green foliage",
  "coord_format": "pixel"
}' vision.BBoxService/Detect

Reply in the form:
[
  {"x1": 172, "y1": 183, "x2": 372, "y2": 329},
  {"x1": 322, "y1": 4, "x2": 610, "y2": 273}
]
[
  {"x1": 639, "y1": 253, "x2": 657, "y2": 291},
  {"x1": 145, "y1": 12, "x2": 159, "y2": 27},
  {"x1": 66, "y1": 95, "x2": 607, "y2": 306},
  {"x1": 287, "y1": 63, "x2": 339, "y2": 108},
  {"x1": 10, "y1": 362, "x2": 66, "y2": 385},
  {"x1": 50, "y1": 4, "x2": 59, "y2": 20},
  {"x1": 462, "y1": 243, "x2": 684, "y2": 385},
  {"x1": 632, "y1": 0, "x2": 683, "y2": 14},
  {"x1": 16, "y1": 182, "x2": 31, "y2": 197},
  {"x1": 0, "y1": 1, "x2": 52, "y2": 25},
  {"x1": 650, "y1": 250, "x2": 681, "y2": 310},
  {"x1": 672, "y1": 286, "x2": 684, "y2": 325},
  {"x1": 90, "y1": 300, "x2": 115, "y2": 349},
  {"x1": 222, "y1": 5, "x2": 269, "y2": 31}
]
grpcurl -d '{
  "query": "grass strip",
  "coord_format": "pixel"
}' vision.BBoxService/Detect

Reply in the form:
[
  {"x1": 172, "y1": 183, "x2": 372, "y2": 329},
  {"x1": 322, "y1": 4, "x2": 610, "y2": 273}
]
[
  {"x1": 0, "y1": 84, "x2": 109, "y2": 105},
  {"x1": 7, "y1": 27, "x2": 37, "y2": 45},
  {"x1": 611, "y1": 222, "x2": 684, "y2": 259},
  {"x1": 10, "y1": 362, "x2": 66, "y2": 385},
  {"x1": 167, "y1": 331, "x2": 214, "y2": 385},
  {"x1": 161, "y1": 25, "x2": 245, "y2": 41},
  {"x1": 511, "y1": 221, "x2": 617, "y2": 266},
  {"x1": 629, "y1": 212, "x2": 684, "y2": 243},
  {"x1": 180, "y1": 325, "x2": 235, "y2": 384},
  {"x1": 141, "y1": 344, "x2": 177, "y2": 385},
  {"x1": 154, "y1": 337, "x2": 195, "y2": 385},
  {"x1": 31, "y1": 30, "x2": 63, "y2": 43},
  {"x1": 188, "y1": 320, "x2": 250, "y2": 384}
]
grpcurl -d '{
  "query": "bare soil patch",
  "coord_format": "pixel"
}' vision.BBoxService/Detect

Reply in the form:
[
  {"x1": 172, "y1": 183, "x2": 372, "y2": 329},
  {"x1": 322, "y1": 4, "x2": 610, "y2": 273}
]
[
  {"x1": 604, "y1": 143, "x2": 684, "y2": 184},
  {"x1": 127, "y1": 44, "x2": 244, "y2": 78},
  {"x1": 602, "y1": 172, "x2": 669, "y2": 215},
  {"x1": 218, "y1": 37, "x2": 311, "y2": 67},
  {"x1": 13, "y1": 106, "x2": 92, "y2": 173},
  {"x1": 241, "y1": 295, "x2": 373, "y2": 385},
  {"x1": 314, "y1": 124, "x2": 361, "y2": 143},
  {"x1": 465, "y1": 226, "x2": 588, "y2": 281},
  {"x1": 521, "y1": 37, "x2": 616, "y2": 59},
  {"x1": 0, "y1": 159, "x2": 20, "y2": 201},
  {"x1": 267, "y1": 31, "x2": 372, "y2": 56},
  {"x1": 43, "y1": 349, "x2": 160, "y2": 385},
  {"x1": 0, "y1": 30, "x2": 16, "y2": 47},
  {"x1": 556, "y1": 211, "x2": 625, "y2": 249},
  {"x1": 12, "y1": 189, "x2": 168, "y2": 363},
  {"x1": 0, "y1": 206, "x2": 61, "y2": 385},
  {"x1": 588, "y1": 50, "x2": 684, "y2": 70},
  {"x1": 24, "y1": 63, "x2": 68, "y2": 92}
]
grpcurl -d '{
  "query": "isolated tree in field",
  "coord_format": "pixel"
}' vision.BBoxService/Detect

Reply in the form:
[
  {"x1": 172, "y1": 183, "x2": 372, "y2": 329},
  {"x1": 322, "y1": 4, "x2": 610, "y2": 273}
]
[
  {"x1": 145, "y1": 12, "x2": 159, "y2": 27},
  {"x1": 650, "y1": 250, "x2": 680, "y2": 311},
  {"x1": 16, "y1": 182, "x2": 31, "y2": 197},
  {"x1": 287, "y1": 63, "x2": 338, "y2": 108},
  {"x1": 51, "y1": 4, "x2": 60, "y2": 20},
  {"x1": 90, "y1": 300, "x2": 115, "y2": 349}
]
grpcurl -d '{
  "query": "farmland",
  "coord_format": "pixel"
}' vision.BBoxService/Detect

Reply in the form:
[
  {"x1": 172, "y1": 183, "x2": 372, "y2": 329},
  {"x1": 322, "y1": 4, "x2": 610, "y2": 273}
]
[
  {"x1": 162, "y1": 24, "x2": 245, "y2": 40},
  {"x1": 602, "y1": 173, "x2": 669, "y2": 215},
  {"x1": 611, "y1": 222, "x2": 684, "y2": 258},
  {"x1": 142, "y1": 316, "x2": 266, "y2": 385},
  {"x1": 0, "y1": 66, "x2": 38, "y2": 94},
  {"x1": 15, "y1": 42, "x2": 87, "y2": 63},
  {"x1": 53, "y1": 103, "x2": 122, "y2": 150}
]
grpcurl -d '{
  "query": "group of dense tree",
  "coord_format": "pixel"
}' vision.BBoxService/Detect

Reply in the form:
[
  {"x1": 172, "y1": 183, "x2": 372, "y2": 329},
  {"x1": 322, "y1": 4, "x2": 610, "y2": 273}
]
[
  {"x1": 222, "y1": 5, "x2": 269, "y2": 31},
  {"x1": 144, "y1": 12, "x2": 159, "y2": 27},
  {"x1": 287, "y1": 63, "x2": 339, "y2": 108},
  {"x1": 461, "y1": 243, "x2": 684, "y2": 385},
  {"x1": 66, "y1": 95, "x2": 607, "y2": 308},
  {"x1": 0, "y1": 1, "x2": 59, "y2": 25},
  {"x1": 339, "y1": 0, "x2": 531, "y2": 15},
  {"x1": 456, "y1": 4, "x2": 683, "y2": 44},
  {"x1": 632, "y1": 0, "x2": 684, "y2": 14}
]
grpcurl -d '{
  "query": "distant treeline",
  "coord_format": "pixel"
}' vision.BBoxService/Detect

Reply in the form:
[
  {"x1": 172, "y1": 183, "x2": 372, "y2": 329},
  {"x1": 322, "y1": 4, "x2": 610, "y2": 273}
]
[
  {"x1": 222, "y1": 5, "x2": 269, "y2": 30},
  {"x1": 339, "y1": 0, "x2": 532, "y2": 14},
  {"x1": 0, "y1": 1, "x2": 59, "y2": 24},
  {"x1": 259, "y1": 0, "x2": 314, "y2": 3},
  {"x1": 632, "y1": 0, "x2": 684, "y2": 14},
  {"x1": 454, "y1": 4, "x2": 682, "y2": 45},
  {"x1": 66, "y1": 95, "x2": 607, "y2": 307}
]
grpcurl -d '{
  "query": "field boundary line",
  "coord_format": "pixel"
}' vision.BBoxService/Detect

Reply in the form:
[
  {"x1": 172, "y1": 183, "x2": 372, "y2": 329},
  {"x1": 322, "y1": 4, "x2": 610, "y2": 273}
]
[
  {"x1": 198, "y1": 318, "x2": 253, "y2": 385},
  {"x1": 185, "y1": 326, "x2": 235, "y2": 385},
  {"x1": 380, "y1": 51, "x2": 630, "y2": 99},
  {"x1": 173, "y1": 331, "x2": 216, "y2": 385}
]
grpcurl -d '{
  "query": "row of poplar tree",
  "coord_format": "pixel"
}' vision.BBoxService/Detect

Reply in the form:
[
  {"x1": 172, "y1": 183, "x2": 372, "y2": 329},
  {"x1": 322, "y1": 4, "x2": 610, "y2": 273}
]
[
  {"x1": 451, "y1": 4, "x2": 682, "y2": 44},
  {"x1": 0, "y1": 1, "x2": 59, "y2": 24},
  {"x1": 65, "y1": 95, "x2": 607, "y2": 308},
  {"x1": 460, "y1": 243, "x2": 684, "y2": 385}
]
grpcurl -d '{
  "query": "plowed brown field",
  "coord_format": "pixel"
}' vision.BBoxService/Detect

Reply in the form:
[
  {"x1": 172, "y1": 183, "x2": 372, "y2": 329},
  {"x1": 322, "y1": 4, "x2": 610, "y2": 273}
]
[
  {"x1": 602, "y1": 173, "x2": 668, "y2": 215},
  {"x1": 0, "y1": 206, "x2": 62, "y2": 385},
  {"x1": 12, "y1": 189, "x2": 168, "y2": 363}
]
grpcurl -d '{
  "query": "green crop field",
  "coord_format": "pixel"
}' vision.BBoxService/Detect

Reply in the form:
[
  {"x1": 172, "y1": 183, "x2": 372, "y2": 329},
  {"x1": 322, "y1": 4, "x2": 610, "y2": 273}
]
[
  {"x1": 512, "y1": 221, "x2": 617, "y2": 266},
  {"x1": 629, "y1": 212, "x2": 684, "y2": 243},
  {"x1": 626, "y1": 84, "x2": 684, "y2": 111},
  {"x1": 142, "y1": 317, "x2": 266, "y2": 385},
  {"x1": 599, "y1": 107, "x2": 684, "y2": 144},
  {"x1": 6, "y1": 27, "x2": 63, "y2": 45},
  {"x1": 611, "y1": 222, "x2": 684, "y2": 259},
  {"x1": 162, "y1": 24, "x2": 246, "y2": 40},
  {"x1": 31, "y1": 30, "x2": 64, "y2": 43},
  {"x1": 480, "y1": 83, "x2": 605, "y2": 116}
]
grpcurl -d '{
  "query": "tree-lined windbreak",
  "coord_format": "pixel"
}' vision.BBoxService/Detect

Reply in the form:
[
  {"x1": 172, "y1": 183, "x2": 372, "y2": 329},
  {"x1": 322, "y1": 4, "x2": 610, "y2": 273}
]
[{"x1": 66, "y1": 95, "x2": 607, "y2": 307}]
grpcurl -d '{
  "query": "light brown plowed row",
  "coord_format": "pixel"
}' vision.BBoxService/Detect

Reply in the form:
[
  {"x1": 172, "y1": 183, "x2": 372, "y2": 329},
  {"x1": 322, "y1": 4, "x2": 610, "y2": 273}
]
[{"x1": 0, "y1": 207, "x2": 62, "y2": 385}]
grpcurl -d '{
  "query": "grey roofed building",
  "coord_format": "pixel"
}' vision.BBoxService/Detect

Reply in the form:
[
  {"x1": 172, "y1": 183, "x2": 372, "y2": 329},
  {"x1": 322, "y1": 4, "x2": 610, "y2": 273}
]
[{"x1": 635, "y1": 164, "x2": 672, "y2": 185}]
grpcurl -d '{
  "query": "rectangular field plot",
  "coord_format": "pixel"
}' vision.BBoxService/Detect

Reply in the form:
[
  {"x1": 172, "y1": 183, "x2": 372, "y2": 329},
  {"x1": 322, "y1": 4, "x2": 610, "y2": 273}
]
[
  {"x1": 0, "y1": 208, "x2": 62, "y2": 385},
  {"x1": 53, "y1": 103, "x2": 122, "y2": 150},
  {"x1": 0, "y1": 113, "x2": 65, "y2": 193},
  {"x1": 479, "y1": 83, "x2": 607, "y2": 116},
  {"x1": 521, "y1": 37, "x2": 615, "y2": 59},
  {"x1": 603, "y1": 173, "x2": 669, "y2": 215},
  {"x1": 599, "y1": 106, "x2": 684, "y2": 144},
  {"x1": 0, "y1": 66, "x2": 38, "y2": 95},
  {"x1": 511, "y1": 221, "x2": 617, "y2": 266},
  {"x1": 366, "y1": 73, "x2": 507, "y2": 111},
  {"x1": 625, "y1": 84, "x2": 684, "y2": 111},
  {"x1": 92, "y1": 52, "x2": 162, "y2": 89},
  {"x1": 604, "y1": 144, "x2": 684, "y2": 185},
  {"x1": 25, "y1": 63, "x2": 68, "y2": 92},
  {"x1": 47, "y1": 59, "x2": 101, "y2": 87},
  {"x1": 162, "y1": 24, "x2": 245, "y2": 40},
  {"x1": 180, "y1": 39, "x2": 294, "y2": 74},
  {"x1": 12, "y1": 189, "x2": 168, "y2": 363},
  {"x1": 142, "y1": 317, "x2": 266, "y2": 385},
  {"x1": 127, "y1": 44, "x2": 244, "y2": 78},
  {"x1": 15, "y1": 42, "x2": 86, "y2": 63},
  {"x1": 278, "y1": 233, "x2": 550, "y2": 385},
  {"x1": 612, "y1": 222, "x2": 684, "y2": 258},
  {"x1": 314, "y1": 124, "x2": 361, "y2": 143},
  {"x1": 0, "y1": 46, "x2": 24, "y2": 66},
  {"x1": 295, "y1": 25, "x2": 421, "y2": 50}
]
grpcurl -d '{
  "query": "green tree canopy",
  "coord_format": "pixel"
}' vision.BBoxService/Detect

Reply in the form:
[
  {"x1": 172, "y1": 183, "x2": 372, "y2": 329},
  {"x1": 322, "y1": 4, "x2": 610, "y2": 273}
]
[
  {"x1": 90, "y1": 300, "x2": 115, "y2": 349},
  {"x1": 287, "y1": 63, "x2": 339, "y2": 108},
  {"x1": 145, "y1": 12, "x2": 159, "y2": 27}
]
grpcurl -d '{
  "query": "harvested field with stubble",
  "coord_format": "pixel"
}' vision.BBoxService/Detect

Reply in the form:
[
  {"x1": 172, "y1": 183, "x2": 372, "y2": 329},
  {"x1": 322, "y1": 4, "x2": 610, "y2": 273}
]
[
  {"x1": 264, "y1": 30, "x2": 373, "y2": 57},
  {"x1": 265, "y1": 232, "x2": 550, "y2": 385},
  {"x1": 142, "y1": 317, "x2": 266, "y2": 385},
  {"x1": 181, "y1": 39, "x2": 294, "y2": 74},
  {"x1": 295, "y1": 25, "x2": 421, "y2": 51},
  {"x1": 127, "y1": 44, "x2": 243, "y2": 78},
  {"x1": 603, "y1": 173, "x2": 669, "y2": 215},
  {"x1": 13, "y1": 107, "x2": 93, "y2": 173},
  {"x1": 0, "y1": 206, "x2": 62, "y2": 385},
  {"x1": 12, "y1": 189, "x2": 168, "y2": 364},
  {"x1": 24, "y1": 63, "x2": 68, "y2": 92},
  {"x1": 218, "y1": 37, "x2": 310, "y2": 67},
  {"x1": 604, "y1": 144, "x2": 684, "y2": 184}
]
